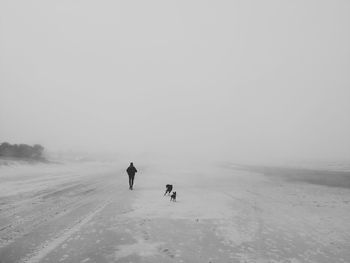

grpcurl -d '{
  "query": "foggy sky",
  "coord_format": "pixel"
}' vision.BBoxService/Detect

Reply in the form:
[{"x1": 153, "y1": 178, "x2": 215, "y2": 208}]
[{"x1": 1, "y1": 0, "x2": 350, "y2": 163}]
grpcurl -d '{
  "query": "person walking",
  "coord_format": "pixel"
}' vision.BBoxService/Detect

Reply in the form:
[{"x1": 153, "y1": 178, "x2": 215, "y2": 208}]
[{"x1": 126, "y1": 162, "x2": 137, "y2": 190}]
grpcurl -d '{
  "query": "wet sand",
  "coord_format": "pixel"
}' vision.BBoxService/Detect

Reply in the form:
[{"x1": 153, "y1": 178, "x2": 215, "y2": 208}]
[{"x1": 237, "y1": 165, "x2": 350, "y2": 189}]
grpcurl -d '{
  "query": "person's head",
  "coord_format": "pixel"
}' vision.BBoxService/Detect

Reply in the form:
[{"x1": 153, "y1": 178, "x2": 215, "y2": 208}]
[{"x1": 130, "y1": 162, "x2": 133, "y2": 166}]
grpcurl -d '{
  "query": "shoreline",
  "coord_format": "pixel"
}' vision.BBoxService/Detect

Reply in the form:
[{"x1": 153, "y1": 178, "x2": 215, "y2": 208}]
[{"x1": 234, "y1": 164, "x2": 350, "y2": 189}]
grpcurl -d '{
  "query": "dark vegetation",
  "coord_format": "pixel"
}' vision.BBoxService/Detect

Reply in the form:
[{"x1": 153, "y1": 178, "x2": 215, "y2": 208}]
[{"x1": 0, "y1": 142, "x2": 46, "y2": 161}]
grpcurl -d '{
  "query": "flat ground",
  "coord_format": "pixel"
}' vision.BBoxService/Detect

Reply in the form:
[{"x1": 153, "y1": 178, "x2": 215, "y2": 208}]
[{"x1": 0, "y1": 160, "x2": 349, "y2": 263}]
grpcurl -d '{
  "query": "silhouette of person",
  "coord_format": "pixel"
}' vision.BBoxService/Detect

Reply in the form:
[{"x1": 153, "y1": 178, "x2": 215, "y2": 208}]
[{"x1": 126, "y1": 162, "x2": 137, "y2": 190}]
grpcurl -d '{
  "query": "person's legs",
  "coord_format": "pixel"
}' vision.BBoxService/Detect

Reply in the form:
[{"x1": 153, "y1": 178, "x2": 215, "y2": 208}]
[
  {"x1": 130, "y1": 175, "x2": 134, "y2": 189},
  {"x1": 128, "y1": 175, "x2": 132, "y2": 189}
]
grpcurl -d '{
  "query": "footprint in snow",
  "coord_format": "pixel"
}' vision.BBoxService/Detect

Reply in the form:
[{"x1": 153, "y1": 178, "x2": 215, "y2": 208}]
[
  {"x1": 162, "y1": 248, "x2": 175, "y2": 258},
  {"x1": 142, "y1": 230, "x2": 150, "y2": 240}
]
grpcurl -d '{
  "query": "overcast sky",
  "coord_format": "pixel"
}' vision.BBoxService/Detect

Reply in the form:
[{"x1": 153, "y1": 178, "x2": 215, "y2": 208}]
[{"x1": 1, "y1": 0, "x2": 349, "y2": 163}]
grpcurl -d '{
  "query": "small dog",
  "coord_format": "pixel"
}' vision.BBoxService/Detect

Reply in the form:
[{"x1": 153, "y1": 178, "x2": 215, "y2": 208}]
[
  {"x1": 170, "y1": 191, "x2": 176, "y2": 202},
  {"x1": 164, "y1": 184, "x2": 173, "y2": 196}
]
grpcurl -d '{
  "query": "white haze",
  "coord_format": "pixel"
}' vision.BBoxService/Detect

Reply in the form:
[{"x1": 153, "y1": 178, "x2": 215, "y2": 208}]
[{"x1": 1, "y1": 0, "x2": 350, "y2": 164}]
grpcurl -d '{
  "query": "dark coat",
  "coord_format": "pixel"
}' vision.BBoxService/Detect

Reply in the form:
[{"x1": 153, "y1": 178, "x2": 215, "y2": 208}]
[{"x1": 127, "y1": 165, "x2": 137, "y2": 176}]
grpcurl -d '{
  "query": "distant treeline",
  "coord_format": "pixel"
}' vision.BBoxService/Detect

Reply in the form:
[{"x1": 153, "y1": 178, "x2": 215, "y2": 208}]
[{"x1": 0, "y1": 142, "x2": 45, "y2": 160}]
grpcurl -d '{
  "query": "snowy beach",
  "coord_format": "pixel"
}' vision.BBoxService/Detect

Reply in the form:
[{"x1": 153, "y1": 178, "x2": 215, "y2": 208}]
[
  {"x1": 0, "y1": 160, "x2": 349, "y2": 263},
  {"x1": 2, "y1": 0, "x2": 350, "y2": 262}
]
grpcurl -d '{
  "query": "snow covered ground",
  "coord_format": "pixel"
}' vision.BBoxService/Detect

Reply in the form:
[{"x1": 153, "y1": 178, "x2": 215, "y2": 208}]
[{"x1": 0, "y1": 159, "x2": 349, "y2": 262}]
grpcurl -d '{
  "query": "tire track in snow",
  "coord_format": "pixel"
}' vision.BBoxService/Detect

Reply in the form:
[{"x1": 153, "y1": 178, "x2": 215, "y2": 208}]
[
  {"x1": 20, "y1": 198, "x2": 112, "y2": 263},
  {"x1": 0, "y1": 179, "x2": 108, "y2": 248}
]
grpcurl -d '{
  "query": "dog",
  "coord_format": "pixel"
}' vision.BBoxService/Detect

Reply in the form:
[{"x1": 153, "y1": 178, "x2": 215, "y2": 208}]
[
  {"x1": 164, "y1": 184, "x2": 173, "y2": 196},
  {"x1": 170, "y1": 191, "x2": 176, "y2": 202}
]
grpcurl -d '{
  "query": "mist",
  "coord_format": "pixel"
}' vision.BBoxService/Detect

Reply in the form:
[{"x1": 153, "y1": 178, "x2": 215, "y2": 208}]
[{"x1": 1, "y1": 0, "x2": 350, "y2": 164}]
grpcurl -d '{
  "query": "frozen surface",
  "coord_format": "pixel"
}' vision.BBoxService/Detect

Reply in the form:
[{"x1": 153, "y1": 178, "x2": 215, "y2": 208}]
[{"x1": 0, "y1": 160, "x2": 349, "y2": 262}]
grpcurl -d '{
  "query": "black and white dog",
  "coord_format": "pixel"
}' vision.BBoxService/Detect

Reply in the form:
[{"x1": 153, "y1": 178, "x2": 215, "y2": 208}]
[
  {"x1": 170, "y1": 191, "x2": 177, "y2": 202},
  {"x1": 164, "y1": 184, "x2": 173, "y2": 196}
]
